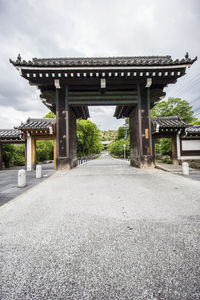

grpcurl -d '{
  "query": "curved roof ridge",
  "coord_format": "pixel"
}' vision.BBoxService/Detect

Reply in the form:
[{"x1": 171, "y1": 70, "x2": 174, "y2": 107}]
[
  {"x1": 152, "y1": 116, "x2": 181, "y2": 120},
  {"x1": 26, "y1": 118, "x2": 55, "y2": 122},
  {"x1": 33, "y1": 55, "x2": 172, "y2": 61},
  {"x1": 10, "y1": 54, "x2": 197, "y2": 67},
  {"x1": 0, "y1": 128, "x2": 21, "y2": 131}
]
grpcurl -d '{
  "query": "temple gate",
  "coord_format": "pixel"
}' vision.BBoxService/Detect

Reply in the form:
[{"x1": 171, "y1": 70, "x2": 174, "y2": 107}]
[{"x1": 10, "y1": 54, "x2": 196, "y2": 169}]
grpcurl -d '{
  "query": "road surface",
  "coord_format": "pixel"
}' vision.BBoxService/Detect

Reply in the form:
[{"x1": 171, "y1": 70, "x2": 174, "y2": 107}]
[{"x1": 0, "y1": 154, "x2": 200, "y2": 299}]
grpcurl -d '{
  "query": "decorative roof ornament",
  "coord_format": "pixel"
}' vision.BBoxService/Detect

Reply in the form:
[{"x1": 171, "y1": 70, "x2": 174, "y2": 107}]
[
  {"x1": 185, "y1": 52, "x2": 189, "y2": 59},
  {"x1": 17, "y1": 54, "x2": 21, "y2": 62}
]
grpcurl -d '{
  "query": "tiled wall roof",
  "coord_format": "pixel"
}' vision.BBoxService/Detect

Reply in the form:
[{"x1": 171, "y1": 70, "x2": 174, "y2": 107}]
[
  {"x1": 17, "y1": 118, "x2": 56, "y2": 130},
  {"x1": 0, "y1": 129, "x2": 23, "y2": 141}
]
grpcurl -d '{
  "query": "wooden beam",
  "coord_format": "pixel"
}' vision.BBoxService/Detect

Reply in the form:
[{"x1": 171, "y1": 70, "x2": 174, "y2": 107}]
[
  {"x1": 68, "y1": 95, "x2": 137, "y2": 100},
  {"x1": 68, "y1": 91, "x2": 137, "y2": 96},
  {"x1": 68, "y1": 100, "x2": 138, "y2": 106},
  {"x1": 33, "y1": 135, "x2": 55, "y2": 140}
]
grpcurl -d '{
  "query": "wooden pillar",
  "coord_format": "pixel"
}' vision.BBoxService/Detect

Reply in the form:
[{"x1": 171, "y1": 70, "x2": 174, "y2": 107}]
[
  {"x1": 130, "y1": 84, "x2": 154, "y2": 168},
  {"x1": 172, "y1": 135, "x2": 178, "y2": 165},
  {"x1": 0, "y1": 143, "x2": 3, "y2": 170},
  {"x1": 129, "y1": 106, "x2": 141, "y2": 167},
  {"x1": 56, "y1": 85, "x2": 70, "y2": 169},
  {"x1": 152, "y1": 137, "x2": 156, "y2": 164},
  {"x1": 55, "y1": 85, "x2": 78, "y2": 169},
  {"x1": 53, "y1": 135, "x2": 57, "y2": 170}
]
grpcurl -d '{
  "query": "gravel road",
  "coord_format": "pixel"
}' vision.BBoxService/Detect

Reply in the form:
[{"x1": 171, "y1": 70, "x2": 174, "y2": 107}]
[{"x1": 0, "y1": 154, "x2": 200, "y2": 299}]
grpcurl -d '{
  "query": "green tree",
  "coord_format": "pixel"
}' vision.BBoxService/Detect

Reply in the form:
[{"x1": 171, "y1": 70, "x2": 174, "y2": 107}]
[
  {"x1": 100, "y1": 130, "x2": 117, "y2": 141},
  {"x1": 32, "y1": 112, "x2": 55, "y2": 163},
  {"x1": 116, "y1": 126, "x2": 126, "y2": 140},
  {"x1": 42, "y1": 112, "x2": 103, "y2": 159},
  {"x1": 2, "y1": 144, "x2": 25, "y2": 168},
  {"x1": 2, "y1": 144, "x2": 15, "y2": 168},
  {"x1": 151, "y1": 97, "x2": 197, "y2": 123},
  {"x1": 108, "y1": 119, "x2": 130, "y2": 158},
  {"x1": 192, "y1": 120, "x2": 200, "y2": 125},
  {"x1": 36, "y1": 140, "x2": 53, "y2": 163},
  {"x1": 151, "y1": 97, "x2": 197, "y2": 160},
  {"x1": 76, "y1": 119, "x2": 103, "y2": 156},
  {"x1": 44, "y1": 112, "x2": 56, "y2": 118},
  {"x1": 109, "y1": 139, "x2": 130, "y2": 158}
]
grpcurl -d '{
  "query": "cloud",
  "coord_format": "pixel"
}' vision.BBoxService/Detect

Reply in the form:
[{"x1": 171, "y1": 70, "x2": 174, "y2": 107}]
[{"x1": 0, "y1": 0, "x2": 200, "y2": 130}]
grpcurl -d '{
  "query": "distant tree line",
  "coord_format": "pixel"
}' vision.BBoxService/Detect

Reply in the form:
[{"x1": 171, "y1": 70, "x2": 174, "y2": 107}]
[
  {"x1": 100, "y1": 130, "x2": 117, "y2": 141},
  {"x1": 108, "y1": 119, "x2": 130, "y2": 158}
]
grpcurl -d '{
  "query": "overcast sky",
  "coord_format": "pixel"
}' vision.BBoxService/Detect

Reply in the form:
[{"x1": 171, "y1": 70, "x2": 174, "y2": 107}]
[{"x1": 0, "y1": 0, "x2": 199, "y2": 130}]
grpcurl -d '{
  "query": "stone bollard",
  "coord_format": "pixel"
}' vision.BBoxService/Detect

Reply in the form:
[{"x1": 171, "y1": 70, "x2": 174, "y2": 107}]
[
  {"x1": 18, "y1": 169, "x2": 26, "y2": 188},
  {"x1": 36, "y1": 165, "x2": 42, "y2": 179},
  {"x1": 182, "y1": 162, "x2": 189, "y2": 176}
]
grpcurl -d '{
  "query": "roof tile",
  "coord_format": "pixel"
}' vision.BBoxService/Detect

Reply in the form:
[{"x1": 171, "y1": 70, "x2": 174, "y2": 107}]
[{"x1": 10, "y1": 55, "x2": 197, "y2": 68}]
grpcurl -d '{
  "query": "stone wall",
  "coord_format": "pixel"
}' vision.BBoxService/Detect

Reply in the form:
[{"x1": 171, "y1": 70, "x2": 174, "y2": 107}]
[{"x1": 185, "y1": 160, "x2": 200, "y2": 169}]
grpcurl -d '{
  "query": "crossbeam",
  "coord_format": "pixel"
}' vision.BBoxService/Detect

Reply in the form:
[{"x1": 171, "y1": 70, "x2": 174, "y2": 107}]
[
  {"x1": 68, "y1": 95, "x2": 137, "y2": 100},
  {"x1": 68, "y1": 100, "x2": 138, "y2": 106},
  {"x1": 68, "y1": 91, "x2": 137, "y2": 96}
]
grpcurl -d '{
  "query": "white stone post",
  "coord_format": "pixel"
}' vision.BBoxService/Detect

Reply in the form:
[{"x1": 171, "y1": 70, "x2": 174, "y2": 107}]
[
  {"x1": 36, "y1": 165, "x2": 42, "y2": 178},
  {"x1": 182, "y1": 162, "x2": 189, "y2": 176},
  {"x1": 26, "y1": 135, "x2": 32, "y2": 171},
  {"x1": 18, "y1": 169, "x2": 26, "y2": 187}
]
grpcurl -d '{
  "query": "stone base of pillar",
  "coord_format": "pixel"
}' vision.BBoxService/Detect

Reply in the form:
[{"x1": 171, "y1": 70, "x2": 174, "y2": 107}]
[
  {"x1": 141, "y1": 155, "x2": 154, "y2": 168},
  {"x1": 130, "y1": 155, "x2": 154, "y2": 168},
  {"x1": 71, "y1": 158, "x2": 78, "y2": 168},
  {"x1": 26, "y1": 164, "x2": 34, "y2": 172},
  {"x1": 56, "y1": 157, "x2": 71, "y2": 170},
  {"x1": 172, "y1": 158, "x2": 179, "y2": 166},
  {"x1": 130, "y1": 157, "x2": 141, "y2": 168},
  {"x1": 56, "y1": 157, "x2": 78, "y2": 169}
]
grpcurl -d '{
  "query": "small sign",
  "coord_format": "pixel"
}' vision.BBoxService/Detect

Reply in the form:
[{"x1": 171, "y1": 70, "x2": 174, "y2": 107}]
[{"x1": 145, "y1": 129, "x2": 149, "y2": 139}]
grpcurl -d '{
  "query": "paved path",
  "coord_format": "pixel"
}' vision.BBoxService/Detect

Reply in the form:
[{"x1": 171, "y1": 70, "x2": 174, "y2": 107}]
[
  {"x1": 0, "y1": 163, "x2": 55, "y2": 206},
  {"x1": 156, "y1": 162, "x2": 200, "y2": 182},
  {"x1": 0, "y1": 155, "x2": 200, "y2": 299}
]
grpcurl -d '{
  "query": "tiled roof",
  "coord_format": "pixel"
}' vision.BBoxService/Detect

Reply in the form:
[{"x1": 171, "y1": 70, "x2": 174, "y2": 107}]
[
  {"x1": 152, "y1": 116, "x2": 187, "y2": 133},
  {"x1": 10, "y1": 54, "x2": 197, "y2": 67},
  {"x1": 185, "y1": 125, "x2": 200, "y2": 135},
  {"x1": 17, "y1": 118, "x2": 56, "y2": 130},
  {"x1": 0, "y1": 129, "x2": 23, "y2": 141}
]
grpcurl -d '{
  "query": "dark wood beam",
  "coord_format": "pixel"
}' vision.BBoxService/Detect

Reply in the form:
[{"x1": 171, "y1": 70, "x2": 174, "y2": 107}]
[
  {"x1": 68, "y1": 95, "x2": 137, "y2": 101},
  {"x1": 68, "y1": 100, "x2": 138, "y2": 106}
]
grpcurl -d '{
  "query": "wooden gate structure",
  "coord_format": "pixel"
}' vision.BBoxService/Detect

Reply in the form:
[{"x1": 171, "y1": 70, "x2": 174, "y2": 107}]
[{"x1": 10, "y1": 54, "x2": 196, "y2": 169}]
